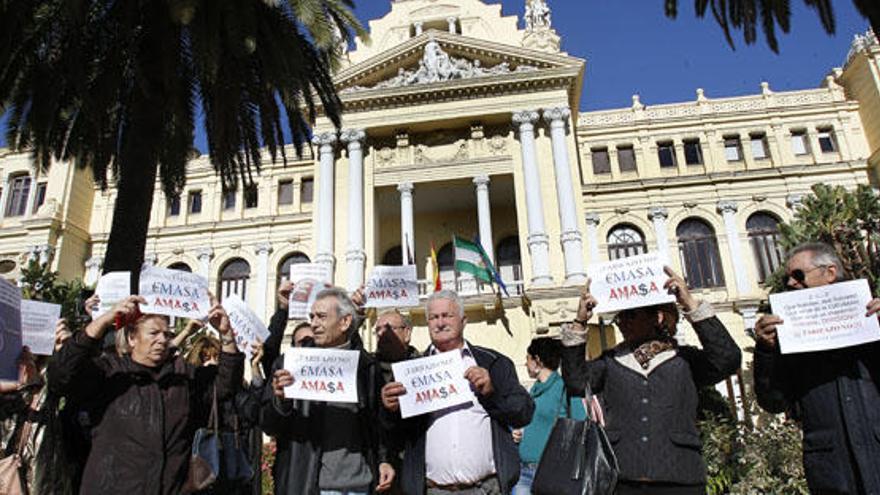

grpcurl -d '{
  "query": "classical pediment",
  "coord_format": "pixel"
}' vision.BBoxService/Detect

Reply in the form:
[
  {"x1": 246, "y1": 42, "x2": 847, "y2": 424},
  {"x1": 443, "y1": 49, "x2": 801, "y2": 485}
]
[{"x1": 334, "y1": 29, "x2": 584, "y2": 106}]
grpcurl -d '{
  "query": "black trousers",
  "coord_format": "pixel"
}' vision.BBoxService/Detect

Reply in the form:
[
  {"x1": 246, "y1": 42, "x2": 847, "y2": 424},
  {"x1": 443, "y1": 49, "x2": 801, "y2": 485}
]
[{"x1": 616, "y1": 481, "x2": 705, "y2": 495}]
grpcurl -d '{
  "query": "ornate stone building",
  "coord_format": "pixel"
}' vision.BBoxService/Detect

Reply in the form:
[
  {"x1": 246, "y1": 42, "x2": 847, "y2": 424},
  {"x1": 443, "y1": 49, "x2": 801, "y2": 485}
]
[{"x1": 1, "y1": 0, "x2": 879, "y2": 381}]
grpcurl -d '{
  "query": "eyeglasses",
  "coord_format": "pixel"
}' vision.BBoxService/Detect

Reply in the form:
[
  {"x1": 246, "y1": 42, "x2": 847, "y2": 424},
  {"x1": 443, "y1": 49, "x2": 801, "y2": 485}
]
[{"x1": 784, "y1": 265, "x2": 829, "y2": 287}]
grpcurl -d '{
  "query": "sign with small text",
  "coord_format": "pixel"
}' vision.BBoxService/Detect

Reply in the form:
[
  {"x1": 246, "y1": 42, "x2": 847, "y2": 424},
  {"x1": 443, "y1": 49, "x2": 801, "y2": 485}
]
[
  {"x1": 771, "y1": 279, "x2": 880, "y2": 354},
  {"x1": 20, "y1": 300, "x2": 61, "y2": 356},
  {"x1": 288, "y1": 263, "x2": 333, "y2": 320},
  {"x1": 587, "y1": 252, "x2": 675, "y2": 314},
  {"x1": 364, "y1": 265, "x2": 419, "y2": 309},
  {"x1": 94, "y1": 271, "x2": 131, "y2": 318},
  {"x1": 283, "y1": 348, "x2": 360, "y2": 403},
  {"x1": 0, "y1": 279, "x2": 22, "y2": 382},
  {"x1": 139, "y1": 266, "x2": 210, "y2": 319},
  {"x1": 392, "y1": 351, "x2": 475, "y2": 418},
  {"x1": 222, "y1": 295, "x2": 270, "y2": 360}
]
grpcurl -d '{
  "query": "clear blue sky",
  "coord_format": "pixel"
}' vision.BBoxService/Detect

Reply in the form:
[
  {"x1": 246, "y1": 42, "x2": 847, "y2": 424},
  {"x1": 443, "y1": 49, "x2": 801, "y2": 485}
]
[{"x1": 0, "y1": 1, "x2": 870, "y2": 151}]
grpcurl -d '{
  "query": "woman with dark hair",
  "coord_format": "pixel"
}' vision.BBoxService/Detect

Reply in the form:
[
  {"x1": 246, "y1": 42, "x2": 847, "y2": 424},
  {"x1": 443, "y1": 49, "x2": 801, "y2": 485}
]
[
  {"x1": 512, "y1": 337, "x2": 586, "y2": 495},
  {"x1": 560, "y1": 268, "x2": 741, "y2": 495}
]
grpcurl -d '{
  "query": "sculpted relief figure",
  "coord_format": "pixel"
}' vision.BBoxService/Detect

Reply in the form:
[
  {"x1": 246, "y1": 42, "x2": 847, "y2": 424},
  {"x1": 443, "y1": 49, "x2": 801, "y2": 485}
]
[{"x1": 525, "y1": 0, "x2": 552, "y2": 31}]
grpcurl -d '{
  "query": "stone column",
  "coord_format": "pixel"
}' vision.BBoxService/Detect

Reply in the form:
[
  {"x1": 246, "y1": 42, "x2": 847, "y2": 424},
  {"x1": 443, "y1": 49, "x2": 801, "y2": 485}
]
[
  {"x1": 0, "y1": 174, "x2": 10, "y2": 222},
  {"x1": 398, "y1": 182, "x2": 415, "y2": 264},
  {"x1": 584, "y1": 212, "x2": 601, "y2": 263},
  {"x1": 717, "y1": 200, "x2": 752, "y2": 295},
  {"x1": 473, "y1": 175, "x2": 494, "y2": 264},
  {"x1": 85, "y1": 256, "x2": 103, "y2": 286},
  {"x1": 512, "y1": 110, "x2": 552, "y2": 286},
  {"x1": 544, "y1": 106, "x2": 587, "y2": 284},
  {"x1": 739, "y1": 305, "x2": 760, "y2": 337},
  {"x1": 195, "y1": 248, "x2": 213, "y2": 281},
  {"x1": 254, "y1": 243, "x2": 272, "y2": 318},
  {"x1": 447, "y1": 17, "x2": 457, "y2": 33},
  {"x1": 414, "y1": 21, "x2": 424, "y2": 36},
  {"x1": 648, "y1": 207, "x2": 670, "y2": 259},
  {"x1": 313, "y1": 132, "x2": 338, "y2": 275},
  {"x1": 342, "y1": 129, "x2": 367, "y2": 290}
]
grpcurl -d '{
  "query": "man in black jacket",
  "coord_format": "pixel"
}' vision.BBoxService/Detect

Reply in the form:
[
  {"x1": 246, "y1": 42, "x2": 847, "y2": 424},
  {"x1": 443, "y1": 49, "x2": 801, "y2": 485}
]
[
  {"x1": 381, "y1": 290, "x2": 534, "y2": 495},
  {"x1": 755, "y1": 242, "x2": 880, "y2": 494},
  {"x1": 263, "y1": 287, "x2": 395, "y2": 495}
]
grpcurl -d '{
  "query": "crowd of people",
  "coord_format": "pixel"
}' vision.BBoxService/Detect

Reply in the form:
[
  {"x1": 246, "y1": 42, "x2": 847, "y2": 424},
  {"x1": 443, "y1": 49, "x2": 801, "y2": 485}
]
[{"x1": 1, "y1": 241, "x2": 879, "y2": 494}]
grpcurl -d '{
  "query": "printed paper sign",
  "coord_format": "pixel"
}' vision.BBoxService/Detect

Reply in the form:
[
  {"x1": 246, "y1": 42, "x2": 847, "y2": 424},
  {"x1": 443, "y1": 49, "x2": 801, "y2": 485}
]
[
  {"x1": 364, "y1": 265, "x2": 419, "y2": 309},
  {"x1": 20, "y1": 300, "x2": 61, "y2": 356},
  {"x1": 770, "y1": 279, "x2": 880, "y2": 354},
  {"x1": 392, "y1": 351, "x2": 475, "y2": 418},
  {"x1": 94, "y1": 271, "x2": 131, "y2": 318},
  {"x1": 139, "y1": 266, "x2": 210, "y2": 319},
  {"x1": 288, "y1": 263, "x2": 333, "y2": 320},
  {"x1": 222, "y1": 295, "x2": 270, "y2": 360},
  {"x1": 587, "y1": 252, "x2": 675, "y2": 314},
  {"x1": 283, "y1": 348, "x2": 360, "y2": 403},
  {"x1": 0, "y1": 279, "x2": 22, "y2": 382}
]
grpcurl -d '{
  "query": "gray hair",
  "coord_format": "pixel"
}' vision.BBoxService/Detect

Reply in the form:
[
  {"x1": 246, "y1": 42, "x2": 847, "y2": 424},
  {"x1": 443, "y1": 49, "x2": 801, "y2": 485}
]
[
  {"x1": 378, "y1": 309, "x2": 413, "y2": 329},
  {"x1": 314, "y1": 287, "x2": 357, "y2": 320},
  {"x1": 787, "y1": 242, "x2": 846, "y2": 281},
  {"x1": 425, "y1": 290, "x2": 464, "y2": 318}
]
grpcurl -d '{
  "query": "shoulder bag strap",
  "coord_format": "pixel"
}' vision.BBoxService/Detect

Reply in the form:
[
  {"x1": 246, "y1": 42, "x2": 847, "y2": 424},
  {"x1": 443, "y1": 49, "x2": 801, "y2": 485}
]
[
  {"x1": 210, "y1": 384, "x2": 219, "y2": 433},
  {"x1": 15, "y1": 390, "x2": 42, "y2": 457}
]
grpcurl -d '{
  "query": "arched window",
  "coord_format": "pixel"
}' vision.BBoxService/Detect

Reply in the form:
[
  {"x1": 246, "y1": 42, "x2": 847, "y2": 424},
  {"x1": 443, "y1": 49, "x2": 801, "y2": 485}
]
[
  {"x1": 747, "y1": 212, "x2": 784, "y2": 283},
  {"x1": 382, "y1": 246, "x2": 403, "y2": 266},
  {"x1": 496, "y1": 236, "x2": 523, "y2": 295},
  {"x1": 607, "y1": 224, "x2": 648, "y2": 260},
  {"x1": 219, "y1": 258, "x2": 250, "y2": 301},
  {"x1": 277, "y1": 252, "x2": 310, "y2": 286},
  {"x1": 168, "y1": 262, "x2": 192, "y2": 273},
  {"x1": 677, "y1": 218, "x2": 725, "y2": 289}
]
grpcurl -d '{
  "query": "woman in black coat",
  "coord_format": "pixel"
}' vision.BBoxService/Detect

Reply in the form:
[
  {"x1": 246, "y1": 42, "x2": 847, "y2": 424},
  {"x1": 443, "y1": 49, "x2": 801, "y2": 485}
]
[
  {"x1": 560, "y1": 268, "x2": 741, "y2": 495},
  {"x1": 48, "y1": 296, "x2": 244, "y2": 495}
]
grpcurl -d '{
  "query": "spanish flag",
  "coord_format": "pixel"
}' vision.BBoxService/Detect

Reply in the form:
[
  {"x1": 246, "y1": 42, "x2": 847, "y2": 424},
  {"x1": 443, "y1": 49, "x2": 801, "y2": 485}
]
[{"x1": 430, "y1": 241, "x2": 441, "y2": 291}]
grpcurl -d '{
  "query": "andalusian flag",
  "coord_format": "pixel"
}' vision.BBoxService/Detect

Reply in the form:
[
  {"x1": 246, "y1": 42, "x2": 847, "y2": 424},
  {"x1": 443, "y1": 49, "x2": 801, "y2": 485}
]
[
  {"x1": 430, "y1": 241, "x2": 441, "y2": 291},
  {"x1": 453, "y1": 236, "x2": 494, "y2": 283}
]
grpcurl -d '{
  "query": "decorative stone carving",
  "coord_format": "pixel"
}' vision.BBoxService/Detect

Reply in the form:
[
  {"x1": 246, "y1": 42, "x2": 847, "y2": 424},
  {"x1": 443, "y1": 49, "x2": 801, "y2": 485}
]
[
  {"x1": 525, "y1": 0, "x2": 552, "y2": 31},
  {"x1": 341, "y1": 39, "x2": 537, "y2": 93},
  {"x1": 376, "y1": 147, "x2": 396, "y2": 167},
  {"x1": 846, "y1": 29, "x2": 878, "y2": 66},
  {"x1": 486, "y1": 135, "x2": 508, "y2": 155}
]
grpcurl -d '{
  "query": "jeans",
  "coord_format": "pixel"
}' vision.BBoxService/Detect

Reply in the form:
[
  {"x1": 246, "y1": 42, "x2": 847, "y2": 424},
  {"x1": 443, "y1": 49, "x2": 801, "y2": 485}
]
[{"x1": 512, "y1": 463, "x2": 536, "y2": 495}]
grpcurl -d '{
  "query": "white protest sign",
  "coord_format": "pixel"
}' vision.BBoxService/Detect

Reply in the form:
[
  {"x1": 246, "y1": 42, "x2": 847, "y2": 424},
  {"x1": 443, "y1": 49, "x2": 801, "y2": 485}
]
[
  {"x1": 283, "y1": 348, "x2": 360, "y2": 403},
  {"x1": 222, "y1": 295, "x2": 270, "y2": 359},
  {"x1": 587, "y1": 252, "x2": 675, "y2": 314},
  {"x1": 139, "y1": 266, "x2": 211, "y2": 319},
  {"x1": 0, "y1": 279, "x2": 22, "y2": 382},
  {"x1": 94, "y1": 271, "x2": 131, "y2": 318},
  {"x1": 364, "y1": 265, "x2": 419, "y2": 309},
  {"x1": 770, "y1": 279, "x2": 880, "y2": 354},
  {"x1": 20, "y1": 300, "x2": 61, "y2": 356},
  {"x1": 392, "y1": 351, "x2": 475, "y2": 418},
  {"x1": 288, "y1": 263, "x2": 332, "y2": 320}
]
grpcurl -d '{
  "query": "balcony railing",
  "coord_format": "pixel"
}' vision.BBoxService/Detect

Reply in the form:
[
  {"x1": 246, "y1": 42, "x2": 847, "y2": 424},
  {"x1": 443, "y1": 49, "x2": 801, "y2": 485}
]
[{"x1": 417, "y1": 279, "x2": 525, "y2": 298}]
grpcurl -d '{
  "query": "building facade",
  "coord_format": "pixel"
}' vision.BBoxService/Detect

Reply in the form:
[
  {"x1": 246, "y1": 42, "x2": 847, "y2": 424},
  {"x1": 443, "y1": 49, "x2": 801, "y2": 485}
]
[{"x1": 1, "y1": 0, "x2": 879, "y2": 378}]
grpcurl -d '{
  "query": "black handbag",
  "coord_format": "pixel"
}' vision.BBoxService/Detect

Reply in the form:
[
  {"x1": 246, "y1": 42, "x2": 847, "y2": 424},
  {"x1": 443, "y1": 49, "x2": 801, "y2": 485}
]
[
  {"x1": 532, "y1": 385, "x2": 619, "y2": 495},
  {"x1": 219, "y1": 415, "x2": 255, "y2": 482}
]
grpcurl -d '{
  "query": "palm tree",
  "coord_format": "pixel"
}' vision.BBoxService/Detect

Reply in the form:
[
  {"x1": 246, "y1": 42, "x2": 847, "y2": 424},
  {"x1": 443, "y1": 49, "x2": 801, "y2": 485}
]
[
  {"x1": 664, "y1": 0, "x2": 879, "y2": 53},
  {"x1": 0, "y1": 0, "x2": 365, "y2": 280}
]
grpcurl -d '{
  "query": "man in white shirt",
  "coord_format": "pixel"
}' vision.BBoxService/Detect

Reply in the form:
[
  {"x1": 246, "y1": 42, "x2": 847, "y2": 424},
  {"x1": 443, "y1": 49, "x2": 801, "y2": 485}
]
[{"x1": 381, "y1": 290, "x2": 534, "y2": 495}]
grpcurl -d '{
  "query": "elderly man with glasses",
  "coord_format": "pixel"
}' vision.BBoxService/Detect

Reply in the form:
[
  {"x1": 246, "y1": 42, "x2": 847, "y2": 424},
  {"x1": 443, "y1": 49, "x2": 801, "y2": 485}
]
[{"x1": 754, "y1": 242, "x2": 880, "y2": 495}]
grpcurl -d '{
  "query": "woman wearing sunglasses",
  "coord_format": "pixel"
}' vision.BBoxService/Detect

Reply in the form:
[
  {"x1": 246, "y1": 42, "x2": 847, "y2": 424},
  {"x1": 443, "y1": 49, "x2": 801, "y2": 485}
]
[{"x1": 560, "y1": 267, "x2": 741, "y2": 495}]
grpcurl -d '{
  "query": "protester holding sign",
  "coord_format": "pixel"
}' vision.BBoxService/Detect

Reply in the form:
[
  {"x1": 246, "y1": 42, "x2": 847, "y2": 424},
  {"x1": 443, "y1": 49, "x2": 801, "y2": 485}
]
[
  {"x1": 560, "y1": 267, "x2": 741, "y2": 495},
  {"x1": 48, "y1": 295, "x2": 244, "y2": 495},
  {"x1": 262, "y1": 287, "x2": 395, "y2": 495},
  {"x1": 380, "y1": 290, "x2": 535, "y2": 495},
  {"x1": 754, "y1": 242, "x2": 880, "y2": 494}
]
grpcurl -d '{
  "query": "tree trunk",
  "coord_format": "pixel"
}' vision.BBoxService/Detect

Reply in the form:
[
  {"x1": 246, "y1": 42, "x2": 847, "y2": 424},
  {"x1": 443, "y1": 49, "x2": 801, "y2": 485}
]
[{"x1": 101, "y1": 95, "x2": 163, "y2": 293}]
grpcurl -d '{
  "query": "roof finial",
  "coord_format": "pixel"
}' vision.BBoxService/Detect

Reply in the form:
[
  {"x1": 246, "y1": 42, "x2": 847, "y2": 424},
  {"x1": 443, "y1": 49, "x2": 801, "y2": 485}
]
[{"x1": 525, "y1": 0, "x2": 552, "y2": 32}]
